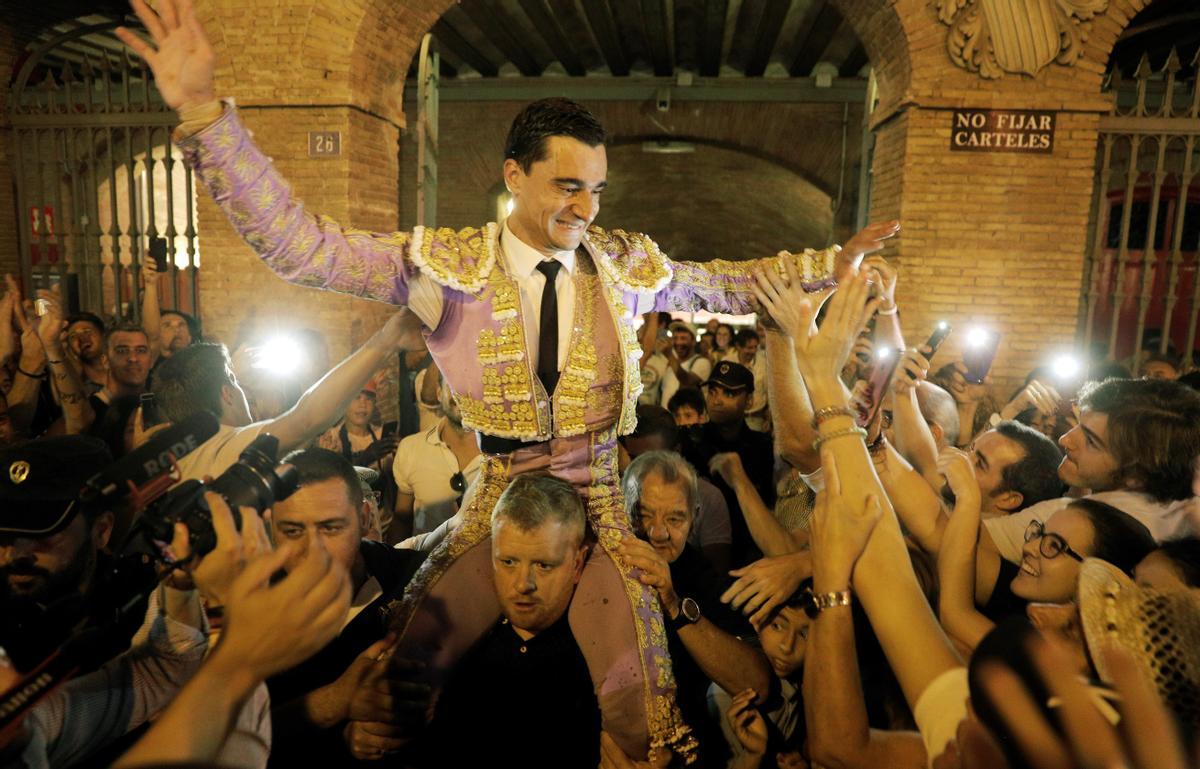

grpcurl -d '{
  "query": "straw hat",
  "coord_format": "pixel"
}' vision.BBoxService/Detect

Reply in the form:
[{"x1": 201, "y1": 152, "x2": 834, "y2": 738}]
[{"x1": 1077, "y1": 558, "x2": 1200, "y2": 728}]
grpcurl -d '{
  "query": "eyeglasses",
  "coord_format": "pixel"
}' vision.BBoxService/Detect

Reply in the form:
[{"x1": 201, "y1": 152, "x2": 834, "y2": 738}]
[{"x1": 1023, "y1": 519, "x2": 1084, "y2": 562}]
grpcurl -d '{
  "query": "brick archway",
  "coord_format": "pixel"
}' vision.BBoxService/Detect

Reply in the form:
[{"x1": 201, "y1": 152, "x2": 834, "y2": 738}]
[{"x1": 830, "y1": 0, "x2": 914, "y2": 119}]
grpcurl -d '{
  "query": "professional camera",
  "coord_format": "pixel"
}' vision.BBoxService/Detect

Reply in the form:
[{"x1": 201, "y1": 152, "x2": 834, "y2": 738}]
[
  {"x1": 1, "y1": 413, "x2": 298, "y2": 737},
  {"x1": 124, "y1": 433, "x2": 299, "y2": 559}
]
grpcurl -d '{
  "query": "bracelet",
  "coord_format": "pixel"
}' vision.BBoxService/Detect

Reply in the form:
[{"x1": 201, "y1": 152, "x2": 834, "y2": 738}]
[
  {"x1": 877, "y1": 305, "x2": 899, "y2": 316},
  {"x1": 811, "y1": 406, "x2": 856, "y2": 428},
  {"x1": 814, "y1": 589, "x2": 853, "y2": 612},
  {"x1": 804, "y1": 589, "x2": 853, "y2": 618},
  {"x1": 16, "y1": 366, "x2": 46, "y2": 379},
  {"x1": 812, "y1": 426, "x2": 868, "y2": 451}
]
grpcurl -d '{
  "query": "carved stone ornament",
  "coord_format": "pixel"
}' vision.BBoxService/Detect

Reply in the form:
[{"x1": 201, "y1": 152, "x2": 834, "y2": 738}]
[{"x1": 935, "y1": 0, "x2": 1108, "y2": 79}]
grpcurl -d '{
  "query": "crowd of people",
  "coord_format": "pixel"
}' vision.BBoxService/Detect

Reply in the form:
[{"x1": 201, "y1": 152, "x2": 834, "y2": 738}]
[
  {"x1": 4, "y1": 227, "x2": 1199, "y2": 769},
  {"x1": 2, "y1": 1, "x2": 1199, "y2": 767}
]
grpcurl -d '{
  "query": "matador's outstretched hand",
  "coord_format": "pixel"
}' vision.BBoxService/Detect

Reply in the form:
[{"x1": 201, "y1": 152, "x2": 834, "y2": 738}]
[
  {"x1": 117, "y1": 0, "x2": 216, "y2": 113},
  {"x1": 838, "y1": 220, "x2": 900, "y2": 280}
]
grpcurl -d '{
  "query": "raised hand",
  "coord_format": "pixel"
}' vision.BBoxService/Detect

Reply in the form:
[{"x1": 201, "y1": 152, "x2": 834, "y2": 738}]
[
  {"x1": 751, "y1": 254, "x2": 821, "y2": 339},
  {"x1": 116, "y1": 0, "x2": 216, "y2": 112},
  {"x1": 33, "y1": 287, "x2": 66, "y2": 358},
  {"x1": 810, "y1": 450, "x2": 883, "y2": 592},
  {"x1": 862, "y1": 255, "x2": 899, "y2": 313},
  {"x1": 793, "y1": 272, "x2": 880, "y2": 383},
  {"x1": 842, "y1": 221, "x2": 900, "y2": 266},
  {"x1": 0, "y1": 276, "x2": 16, "y2": 366},
  {"x1": 999, "y1": 379, "x2": 1060, "y2": 421},
  {"x1": 211, "y1": 533, "x2": 351, "y2": 682},
  {"x1": 944, "y1": 360, "x2": 990, "y2": 406},
  {"x1": 893, "y1": 345, "x2": 932, "y2": 396},
  {"x1": 936, "y1": 447, "x2": 980, "y2": 512}
]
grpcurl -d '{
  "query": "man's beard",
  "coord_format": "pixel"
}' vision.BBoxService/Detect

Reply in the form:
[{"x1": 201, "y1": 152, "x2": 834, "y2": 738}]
[{"x1": 0, "y1": 537, "x2": 96, "y2": 612}]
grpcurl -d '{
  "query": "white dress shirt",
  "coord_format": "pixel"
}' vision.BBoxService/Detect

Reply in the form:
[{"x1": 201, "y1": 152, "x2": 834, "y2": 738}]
[{"x1": 404, "y1": 222, "x2": 577, "y2": 372}]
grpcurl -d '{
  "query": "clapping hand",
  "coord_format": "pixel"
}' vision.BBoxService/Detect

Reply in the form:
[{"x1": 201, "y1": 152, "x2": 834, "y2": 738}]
[{"x1": 33, "y1": 287, "x2": 67, "y2": 358}]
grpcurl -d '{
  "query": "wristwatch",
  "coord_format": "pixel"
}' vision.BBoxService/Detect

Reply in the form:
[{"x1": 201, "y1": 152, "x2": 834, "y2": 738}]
[
  {"x1": 803, "y1": 589, "x2": 853, "y2": 619},
  {"x1": 668, "y1": 597, "x2": 701, "y2": 631}
]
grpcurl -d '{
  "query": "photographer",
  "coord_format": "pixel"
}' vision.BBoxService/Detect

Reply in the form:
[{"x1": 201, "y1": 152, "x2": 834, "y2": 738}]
[
  {"x1": 152, "y1": 308, "x2": 425, "y2": 482},
  {"x1": 0, "y1": 436, "x2": 208, "y2": 769},
  {"x1": 111, "y1": 492, "x2": 352, "y2": 768}
]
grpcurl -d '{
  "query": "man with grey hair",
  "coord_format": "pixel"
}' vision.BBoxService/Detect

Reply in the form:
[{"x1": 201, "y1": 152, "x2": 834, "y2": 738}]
[
  {"x1": 399, "y1": 474, "x2": 600, "y2": 768},
  {"x1": 619, "y1": 451, "x2": 771, "y2": 766}
]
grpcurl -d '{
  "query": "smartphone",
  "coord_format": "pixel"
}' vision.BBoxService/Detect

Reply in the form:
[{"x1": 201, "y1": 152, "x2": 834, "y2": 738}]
[
  {"x1": 381, "y1": 420, "x2": 399, "y2": 439},
  {"x1": 657, "y1": 328, "x2": 669, "y2": 342},
  {"x1": 139, "y1": 392, "x2": 158, "y2": 427},
  {"x1": 857, "y1": 345, "x2": 900, "y2": 429},
  {"x1": 148, "y1": 237, "x2": 169, "y2": 272},
  {"x1": 924, "y1": 321, "x2": 953, "y2": 356},
  {"x1": 962, "y1": 329, "x2": 1001, "y2": 384}
]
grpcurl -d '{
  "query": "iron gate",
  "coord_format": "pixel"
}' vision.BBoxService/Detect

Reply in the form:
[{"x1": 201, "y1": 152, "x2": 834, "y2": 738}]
[
  {"x1": 8, "y1": 19, "x2": 199, "y2": 320},
  {"x1": 1081, "y1": 49, "x2": 1200, "y2": 373}
]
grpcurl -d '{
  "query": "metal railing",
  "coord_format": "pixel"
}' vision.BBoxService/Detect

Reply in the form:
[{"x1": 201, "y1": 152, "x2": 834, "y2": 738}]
[
  {"x1": 1081, "y1": 48, "x2": 1200, "y2": 372},
  {"x1": 9, "y1": 20, "x2": 200, "y2": 320}
]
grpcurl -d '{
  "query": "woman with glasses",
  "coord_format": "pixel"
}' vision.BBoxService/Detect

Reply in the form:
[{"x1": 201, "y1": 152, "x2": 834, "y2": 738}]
[{"x1": 938, "y1": 451, "x2": 1156, "y2": 655}]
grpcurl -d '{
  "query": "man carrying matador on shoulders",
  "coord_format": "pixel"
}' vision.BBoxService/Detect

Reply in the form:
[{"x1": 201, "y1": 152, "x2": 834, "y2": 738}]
[{"x1": 119, "y1": 1, "x2": 898, "y2": 762}]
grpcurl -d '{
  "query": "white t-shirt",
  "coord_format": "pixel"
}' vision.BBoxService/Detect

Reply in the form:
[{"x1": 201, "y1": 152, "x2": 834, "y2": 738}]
[
  {"x1": 392, "y1": 419, "x2": 482, "y2": 536},
  {"x1": 660, "y1": 354, "x2": 713, "y2": 408},
  {"x1": 984, "y1": 490, "x2": 1200, "y2": 562},
  {"x1": 639, "y1": 352, "x2": 669, "y2": 406},
  {"x1": 913, "y1": 667, "x2": 969, "y2": 768},
  {"x1": 176, "y1": 422, "x2": 270, "y2": 483}
]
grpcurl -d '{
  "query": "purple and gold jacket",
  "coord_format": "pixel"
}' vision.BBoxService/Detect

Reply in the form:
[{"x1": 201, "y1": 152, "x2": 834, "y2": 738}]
[{"x1": 177, "y1": 106, "x2": 840, "y2": 442}]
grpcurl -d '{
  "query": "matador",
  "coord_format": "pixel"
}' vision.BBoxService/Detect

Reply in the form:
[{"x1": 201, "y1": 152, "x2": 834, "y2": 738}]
[{"x1": 121, "y1": 3, "x2": 894, "y2": 759}]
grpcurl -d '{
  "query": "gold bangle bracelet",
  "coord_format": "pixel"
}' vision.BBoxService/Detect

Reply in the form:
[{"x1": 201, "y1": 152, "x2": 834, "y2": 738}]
[
  {"x1": 812, "y1": 426, "x2": 868, "y2": 451},
  {"x1": 811, "y1": 406, "x2": 857, "y2": 428}
]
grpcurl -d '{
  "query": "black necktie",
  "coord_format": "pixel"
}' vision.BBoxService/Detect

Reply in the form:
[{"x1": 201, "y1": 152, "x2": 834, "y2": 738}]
[{"x1": 535, "y1": 260, "x2": 563, "y2": 396}]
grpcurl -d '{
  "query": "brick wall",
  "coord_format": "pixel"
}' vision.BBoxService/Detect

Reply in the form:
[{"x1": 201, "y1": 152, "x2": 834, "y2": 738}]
[
  {"x1": 2, "y1": 0, "x2": 1169, "y2": 400},
  {"x1": 856, "y1": 0, "x2": 1155, "y2": 390},
  {"x1": 194, "y1": 105, "x2": 398, "y2": 360}
]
